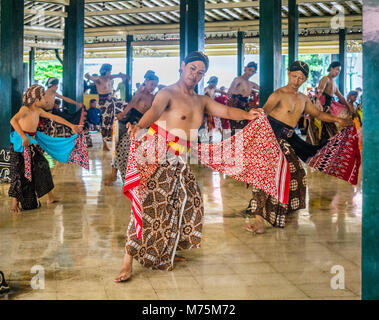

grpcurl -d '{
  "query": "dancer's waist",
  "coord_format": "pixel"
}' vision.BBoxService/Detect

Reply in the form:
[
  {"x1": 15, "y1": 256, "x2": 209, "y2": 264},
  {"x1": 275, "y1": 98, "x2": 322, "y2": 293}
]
[
  {"x1": 267, "y1": 116, "x2": 295, "y2": 139},
  {"x1": 146, "y1": 123, "x2": 191, "y2": 155}
]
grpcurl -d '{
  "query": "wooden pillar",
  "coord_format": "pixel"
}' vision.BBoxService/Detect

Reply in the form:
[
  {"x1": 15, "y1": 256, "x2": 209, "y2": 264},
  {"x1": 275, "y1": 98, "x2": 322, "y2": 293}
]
[
  {"x1": 126, "y1": 35, "x2": 133, "y2": 102},
  {"x1": 288, "y1": 0, "x2": 298, "y2": 67},
  {"x1": 63, "y1": 0, "x2": 84, "y2": 114},
  {"x1": 179, "y1": 0, "x2": 205, "y2": 93},
  {"x1": 362, "y1": 0, "x2": 379, "y2": 300},
  {"x1": 29, "y1": 47, "x2": 36, "y2": 86},
  {"x1": 338, "y1": 28, "x2": 347, "y2": 96},
  {"x1": 237, "y1": 31, "x2": 245, "y2": 76},
  {"x1": 259, "y1": 0, "x2": 282, "y2": 106},
  {"x1": 0, "y1": 0, "x2": 24, "y2": 182}
]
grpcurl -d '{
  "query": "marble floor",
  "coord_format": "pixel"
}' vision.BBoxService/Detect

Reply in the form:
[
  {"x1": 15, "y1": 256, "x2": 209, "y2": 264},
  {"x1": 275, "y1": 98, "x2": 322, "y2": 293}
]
[{"x1": 0, "y1": 133, "x2": 361, "y2": 300}]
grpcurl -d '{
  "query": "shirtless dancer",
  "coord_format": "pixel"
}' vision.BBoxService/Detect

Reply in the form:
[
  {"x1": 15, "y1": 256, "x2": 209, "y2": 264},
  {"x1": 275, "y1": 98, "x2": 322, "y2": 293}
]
[
  {"x1": 245, "y1": 61, "x2": 352, "y2": 234},
  {"x1": 227, "y1": 61, "x2": 260, "y2": 134},
  {"x1": 85, "y1": 64, "x2": 128, "y2": 151},
  {"x1": 104, "y1": 73, "x2": 159, "y2": 186},
  {"x1": 315, "y1": 61, "x2": 354, "y2": 144},
  {"x1": 114, "y1": 51, "x2": 259, "y2": 282},
  {"x1": 39, "y1": 78, "x2": 85, "y2": 138}
]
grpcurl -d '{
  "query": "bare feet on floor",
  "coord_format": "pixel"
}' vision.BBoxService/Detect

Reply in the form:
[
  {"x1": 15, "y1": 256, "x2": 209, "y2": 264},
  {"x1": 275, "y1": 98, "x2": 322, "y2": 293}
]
[
  {"x1": 103, "y1": 141, "x2": 110, "y2": 152},
  {"x1": 10, "y1": 199, "x2": 20, "y2": 213},
  {"x1": 10, "y1": 206, "x2": 20, "y2": 214},
  {"x1": 243, "y1": 222, "x2": 264, "y2": 234},
  {"x1": 47, "y1": 195, "x2": 61, "y2": 204},
  {"x1": 104, "y1": 174, "x2": 117, "y2": 186},
  {"x1": 174, "y1": 255, "x2": 187, "y2": 262},
  {"x1": 114, "y1": 267, "x2": 132, "y2": 283}
]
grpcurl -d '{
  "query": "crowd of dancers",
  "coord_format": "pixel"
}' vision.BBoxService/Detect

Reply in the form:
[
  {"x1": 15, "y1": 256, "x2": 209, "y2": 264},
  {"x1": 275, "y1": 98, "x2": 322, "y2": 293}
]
[{"x1": 4, "y1": 51, "x2": 362, "y2": 287}]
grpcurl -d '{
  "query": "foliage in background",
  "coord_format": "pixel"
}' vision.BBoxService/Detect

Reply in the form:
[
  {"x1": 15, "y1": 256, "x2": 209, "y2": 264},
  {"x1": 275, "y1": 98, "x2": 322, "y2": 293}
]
[
  {"x1": 34, "y1": 61, "x2": 63, "y2": 82},
  {"x1": 298, "y1": 54, "x2": 330, "y2": 88}
]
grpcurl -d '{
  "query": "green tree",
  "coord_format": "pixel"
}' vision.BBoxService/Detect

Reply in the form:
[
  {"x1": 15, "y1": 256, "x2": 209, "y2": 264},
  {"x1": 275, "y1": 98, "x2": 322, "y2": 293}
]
[{"x1": 34, "y1": 61, "x2": 63, "y2": 82}]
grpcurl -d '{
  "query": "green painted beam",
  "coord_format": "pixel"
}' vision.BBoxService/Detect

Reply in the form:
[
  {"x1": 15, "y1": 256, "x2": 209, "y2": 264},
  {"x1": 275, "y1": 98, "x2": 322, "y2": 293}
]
[
  {"x1": 0, "y1": 0, "x2": 24, "y2": 181},
  {"x1": 63, "y1": 0, "x2": 84, "y2": 113},
  {"x1": 126, "y1": 34, "x2": 133, "y2": 102},
  {"x1": 362, "y1": 0, "x2": 379, "y2": 300},
  {"x1": 288, "y1": 0, "x2": 298, "y2": 67},
  {"x1": 237, "y1": 31, "x2": 245, "y2": 77},
  {"x1": 179, "y1": 0, "x2": 205, "y2": 94},
  {"x1": 338, "y1": 28, "x2": 346, "y2": 96},
  {"x1": 259, "y1": 0, "x2": 282, "y2": 106}
]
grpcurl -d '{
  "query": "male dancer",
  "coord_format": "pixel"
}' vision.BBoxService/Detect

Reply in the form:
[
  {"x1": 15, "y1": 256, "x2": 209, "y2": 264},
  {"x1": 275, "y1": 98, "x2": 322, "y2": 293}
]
[
  {"x1": 315, "y1": 61, "x2": 354, "y2": 144},
  {"x1": 40, "y1": 78, "x2": 85, "y2": 138},
  {"x1": 104, "y1": 73, "x2": 159, "y2": 186},
  {"x1": 9, "y1": 85, "x2": 85, "y2": 213},
  {"x1": 245, "y1": 61, "x2": 353, "y2": 234},
  {"x1": 85, "y1": 64, "x2": 128, "y2": 151},
  {"x1": 227, "y1": 61, "x2": 260, "y2": 134},
  {"x1": 114, "y1": 51, "x2": 260, "y2": 282}
]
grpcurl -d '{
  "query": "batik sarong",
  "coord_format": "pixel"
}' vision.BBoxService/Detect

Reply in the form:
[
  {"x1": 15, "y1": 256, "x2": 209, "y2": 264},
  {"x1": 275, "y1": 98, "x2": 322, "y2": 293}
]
[
  {"x1": 9, "y1": 130, "x2": 89, "y2": 184},
  {"x1": 8, "y1": 142, "x2": 54, "y2": 210},
  {"x1": 246, "y1": 138, "x2": 306, "y2": 227},
  {"x1": 38, "y1": 108, "x2": 84, "y2": 138},
  {"x1": 318, "y1": 93, "x2": 339, "y2": 145},
  {"x1": 247, "y1": 115, "x2": 361, "y2": 227},
  {"x1": 227, "y1": 94, "x2": 250, "y2": 135},
  {"x1": 98, "y1": 94, "x2": 127, "y2": 142},
  {"x1": 113, "y1": 108, "x2": 143, "y2": 181},
  {"x1": 306, "y1": 126, "x2": 361, "y2": 185},
  {"x1": 124, "y1": 127, "x2": 203, "y2": 270}
]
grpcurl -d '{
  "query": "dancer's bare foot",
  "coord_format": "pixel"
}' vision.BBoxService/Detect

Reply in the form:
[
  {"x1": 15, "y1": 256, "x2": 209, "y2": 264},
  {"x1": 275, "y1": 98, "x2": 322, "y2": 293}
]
[
  {"x1": 174, "y1": 255, "x2": 187, "y2": 262},
  {"x1": 114, "y1": 267, "x2": 132, "y2": 283},
  {"x1": 47, "y1": 192, "x2": 61, "y2": 204},
  {"x1": 243, "y1": 216, "x2": 264, "y2": 234},
  {"x1": 103, "y1": 141, "x2": 110, "y2": 152},
  {"x1": 104, "y1": 175, "x2": 117, "y2": 186},
  {"x1": 114, "y1": 252, "x2": 133, "y2": 283},
  {"x1": 104, "y1": 168, "x2": 118, "y2": 186},
  {"x1": 10, "y1": 198, "x2": 20, "y2": 213}
]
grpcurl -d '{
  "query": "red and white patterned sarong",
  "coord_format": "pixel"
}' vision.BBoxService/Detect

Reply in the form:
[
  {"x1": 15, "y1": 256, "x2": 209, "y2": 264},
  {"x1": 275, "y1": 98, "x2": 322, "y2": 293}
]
[
  {"x1": 123, "y1": 109, "x2": 291, "y2": 239},
  {"x1": 307, "y1": 125, "x2": 361, "y2": 185}
]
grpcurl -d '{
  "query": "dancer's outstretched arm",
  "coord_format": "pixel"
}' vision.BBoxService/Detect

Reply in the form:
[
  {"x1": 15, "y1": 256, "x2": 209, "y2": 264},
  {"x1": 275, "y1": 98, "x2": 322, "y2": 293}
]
[
  {"x1": 203, "y1": 95, "x2": 259, "y2": 121},
  {"x1": 38, "y1": 108, "x2": 83, "y2": 133},
  {"x1": 56, "y1": 93, "x2": 82, "y2": 108}
]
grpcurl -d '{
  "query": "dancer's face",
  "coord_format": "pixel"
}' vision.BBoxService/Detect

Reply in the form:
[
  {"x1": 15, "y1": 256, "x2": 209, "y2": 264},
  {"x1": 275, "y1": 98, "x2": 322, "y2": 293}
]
[
  {"x1": 181, "y1": 61, "x2": 206, "y2": 87},
  {"x1": 288, "y1": 71, "x2": 307, "y2": 90},
  {"x1": 330, "y1": 66, "x2": 341, "y2": 77},
  {"x1": 34, "y1": 95, "x2": 47, "y2": 108},
  {"x1": 145, "y1": 80, "x2": 158, "y2": 93},
  {"x1": 244, "y1": 66, "x2": 256, "y2": 78}
]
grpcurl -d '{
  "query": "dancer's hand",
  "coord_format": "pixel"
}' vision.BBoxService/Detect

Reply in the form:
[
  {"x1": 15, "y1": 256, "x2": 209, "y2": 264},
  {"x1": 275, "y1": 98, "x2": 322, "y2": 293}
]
[
  {"x1": 337, "y1": 118, "x2": 354, "y2": 127},
  {"x1": 72, "y1": 124, "x2": 84, "y2": 134},
  {"x1": 127, "y1": 123, "x2": 142, "y2": 138},
  {"x1": 22, "y1": 136, "x2": 30, "y2": 147},
  {"x1": 116, "y1": 112, "x2": 125, "y2": 121},
  {"x1": 247, "y1": 109, "x2": 260, "y2": 121}
]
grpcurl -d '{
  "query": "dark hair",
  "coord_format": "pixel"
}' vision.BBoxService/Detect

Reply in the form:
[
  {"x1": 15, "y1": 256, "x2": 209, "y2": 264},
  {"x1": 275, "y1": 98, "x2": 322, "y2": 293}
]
[
  {"x1": 328, "y1": 61, "x2": 341, "y2": 72},
  {"x1": 46, "y1": 77, "x2": 59, "y2": 88},
  {"x1": 90, "y1": 99, "x2": 97, "y2": 104},
  {"x1": 348, "y1": 90, "x2": 358, "y2": 97},
  {"x1": 246, "y1": 61, "x2": 258, "y2": 71},
  {"x1": 184, "y1": 51, "x2": 209, "y2": 72},
  {"x1": 144, "y1": 70, "x2": 155, "y2": 79},
  {"x1": 289, "y1": 61, "x2": 309, "y2": 78},
  {"x1": 54, "y1": 99, "x2": 61, "y2": 105},
  {"x1": 100, "y1": 63, "x2": 112, "y2": 76},
  {"x1": 146, "y1": 74, "x2": 159, "y2": 83},
  {"x1": 355, "y1": 87, "x2": 362, "y2": 92}
]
